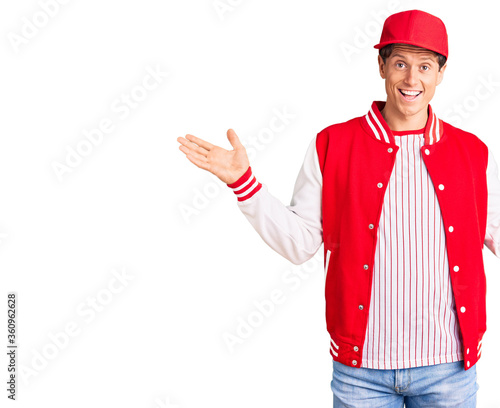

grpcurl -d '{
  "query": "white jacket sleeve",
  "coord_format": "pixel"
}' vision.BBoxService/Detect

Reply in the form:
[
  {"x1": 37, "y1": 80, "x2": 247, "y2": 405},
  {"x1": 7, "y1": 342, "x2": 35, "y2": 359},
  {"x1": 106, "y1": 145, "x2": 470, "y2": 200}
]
[
  {"x1": 484, "y1": 146, "x2": 500, "y2": 256},
  {"x1": 227, "y1": 136, "x2": 323, "y2": 265}
]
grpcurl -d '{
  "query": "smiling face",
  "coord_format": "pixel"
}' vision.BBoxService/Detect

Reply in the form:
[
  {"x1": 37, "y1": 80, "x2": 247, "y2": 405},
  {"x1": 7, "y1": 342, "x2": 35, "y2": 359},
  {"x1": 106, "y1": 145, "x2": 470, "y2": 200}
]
[{"x1": 378, "y1": 44, "x2": 447, "y2": 130}]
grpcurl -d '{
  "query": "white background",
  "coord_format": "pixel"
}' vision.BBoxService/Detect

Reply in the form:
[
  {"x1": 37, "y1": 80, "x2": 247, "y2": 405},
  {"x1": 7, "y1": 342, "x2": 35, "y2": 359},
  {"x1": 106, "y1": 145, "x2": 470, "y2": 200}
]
[{"x1": 1, "y1": 0, "x2": 500, "y2": 407}]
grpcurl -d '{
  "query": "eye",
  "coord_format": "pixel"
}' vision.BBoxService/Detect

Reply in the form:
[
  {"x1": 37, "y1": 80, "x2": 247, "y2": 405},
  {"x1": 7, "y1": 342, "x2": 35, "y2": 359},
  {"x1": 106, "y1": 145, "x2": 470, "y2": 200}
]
[
  {"x1": 396, "y1": 62, "x2": 406, "y2": 69},
  {"x1": 421, "y1": 65, "x2": 430, "y2": 71}
]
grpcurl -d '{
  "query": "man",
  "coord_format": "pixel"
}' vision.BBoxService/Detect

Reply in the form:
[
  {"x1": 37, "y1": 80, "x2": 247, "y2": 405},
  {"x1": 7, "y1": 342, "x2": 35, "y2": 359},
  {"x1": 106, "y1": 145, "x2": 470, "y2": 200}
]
[{"x1": 177, "y1": 9, "x2": 500, "y2": 407}]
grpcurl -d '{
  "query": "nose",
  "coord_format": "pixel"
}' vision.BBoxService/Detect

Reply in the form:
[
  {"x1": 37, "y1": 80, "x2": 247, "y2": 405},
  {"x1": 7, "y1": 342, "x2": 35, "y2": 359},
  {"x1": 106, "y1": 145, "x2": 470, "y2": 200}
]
[{"x1": 404, "y1": 66, "x2": 419, "y2": 87}]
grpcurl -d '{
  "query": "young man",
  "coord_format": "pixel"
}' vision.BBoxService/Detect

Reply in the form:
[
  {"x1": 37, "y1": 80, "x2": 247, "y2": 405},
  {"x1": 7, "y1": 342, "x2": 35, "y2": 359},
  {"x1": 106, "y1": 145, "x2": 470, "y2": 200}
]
[{"x1": 177, "y1": 10, "x2": 500, "y2": 407}]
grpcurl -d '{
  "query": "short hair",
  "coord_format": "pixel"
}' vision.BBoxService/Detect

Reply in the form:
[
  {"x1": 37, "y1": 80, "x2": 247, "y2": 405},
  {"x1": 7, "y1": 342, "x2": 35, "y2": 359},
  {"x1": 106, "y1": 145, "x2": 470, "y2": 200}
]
[{"x1": 379, "y1": 44, "x2": 447, "y2": 71}]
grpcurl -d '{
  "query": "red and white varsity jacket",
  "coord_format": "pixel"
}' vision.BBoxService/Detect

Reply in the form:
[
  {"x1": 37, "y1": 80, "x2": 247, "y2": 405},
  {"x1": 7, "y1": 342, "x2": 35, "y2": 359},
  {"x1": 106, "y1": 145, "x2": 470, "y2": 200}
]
[{"x1": 227, "y1": 101, "x2": 500, "y2": 371}]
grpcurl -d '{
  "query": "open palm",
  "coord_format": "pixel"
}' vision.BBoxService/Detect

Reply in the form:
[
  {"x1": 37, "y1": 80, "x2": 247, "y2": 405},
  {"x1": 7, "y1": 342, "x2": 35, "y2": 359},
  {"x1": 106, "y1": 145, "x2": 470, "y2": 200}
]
[{"x1": 177, "y1": 128, "x2": 250, "y2": 184}]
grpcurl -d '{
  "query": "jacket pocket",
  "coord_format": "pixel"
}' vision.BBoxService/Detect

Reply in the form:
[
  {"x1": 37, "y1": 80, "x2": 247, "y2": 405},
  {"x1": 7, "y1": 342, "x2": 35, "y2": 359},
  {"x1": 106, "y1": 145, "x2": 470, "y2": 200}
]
[{"x1": 325, "y1": 249, "x2": 332, "y2": 280}]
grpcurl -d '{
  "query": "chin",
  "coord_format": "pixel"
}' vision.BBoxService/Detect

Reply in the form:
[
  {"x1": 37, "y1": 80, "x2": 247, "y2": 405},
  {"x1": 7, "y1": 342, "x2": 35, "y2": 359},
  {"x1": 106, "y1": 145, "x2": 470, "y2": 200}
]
[{"x1": 397, "y1": 102, "x2": 426, "y2": 117}]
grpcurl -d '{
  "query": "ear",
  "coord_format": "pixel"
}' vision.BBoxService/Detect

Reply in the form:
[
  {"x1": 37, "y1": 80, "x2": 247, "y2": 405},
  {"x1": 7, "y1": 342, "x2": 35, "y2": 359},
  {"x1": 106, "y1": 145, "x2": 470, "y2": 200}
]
[
  {"x1": 378, "y1": 55, "x2": 386, "y2": 79},
  {"x1": 436, "y1": 62, "x2": 447, "y2": 86}
]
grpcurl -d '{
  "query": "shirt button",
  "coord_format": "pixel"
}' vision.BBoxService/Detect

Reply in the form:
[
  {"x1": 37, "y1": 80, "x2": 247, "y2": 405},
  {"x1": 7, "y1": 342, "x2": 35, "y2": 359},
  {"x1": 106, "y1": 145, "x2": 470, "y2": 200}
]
[
  {"x1": 388, "y1": 148, "x2": 393, "y2": 153},
  {"x1": 368, "y1": 224, "x2": 374, "y2": 229},
  {"x1": 461, "y1": 306, "x2": 466, "y2": 313},
  {"x1": 363, "y1": 264, "x2": 369, "y2": 270},
  {"x1": 354, "y1": 346, "x2": 359, "y2": 352},
  {"x1": 438, "y1": 184, "x2": 445, "y2": 190},
  {"x1": 377, "y1": 182, "x2": 383, "y2": 188},
  {"x1": 449, "y1": 226, "x2": 454, "y2": 232},
  {"x1": 467, "y1": 361, "x2": 470, "y2": 368},
  {"x1": 358, "y1": 305, "x2": 364, "y2": 310},
  {"x1": 352, "y1": 360, "x2": 358, "y2": 366},
  {"x1": 467, "y1": 348, "x2": 470, "y2": 355},
  {"x1": 453, "y1": 266, "x2": 459, "y2": 272},
  {"x1": 424, "y1": 148, "x2": 430, "y2": 155}
]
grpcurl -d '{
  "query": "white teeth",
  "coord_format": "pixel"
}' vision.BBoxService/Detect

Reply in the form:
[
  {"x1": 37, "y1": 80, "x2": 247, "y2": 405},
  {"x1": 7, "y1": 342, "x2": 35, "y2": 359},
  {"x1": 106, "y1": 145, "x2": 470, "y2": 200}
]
[{"x1": 401, "y1": 90, "x2": 421, "y2": 96}]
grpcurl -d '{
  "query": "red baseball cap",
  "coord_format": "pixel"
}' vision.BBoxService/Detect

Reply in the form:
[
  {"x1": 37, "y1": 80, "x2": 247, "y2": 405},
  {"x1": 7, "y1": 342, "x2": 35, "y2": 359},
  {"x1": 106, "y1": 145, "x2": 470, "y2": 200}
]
[{"x1": 374, "y1": 10, "x2": 448, "y2": 59}]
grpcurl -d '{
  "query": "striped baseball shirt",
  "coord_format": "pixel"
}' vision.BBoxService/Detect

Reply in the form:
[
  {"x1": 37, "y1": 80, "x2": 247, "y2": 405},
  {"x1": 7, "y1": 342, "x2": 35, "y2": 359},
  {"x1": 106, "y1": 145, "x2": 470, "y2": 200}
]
[{"x1": 361, "y1": 128, "x2": 462, "y2": 369}]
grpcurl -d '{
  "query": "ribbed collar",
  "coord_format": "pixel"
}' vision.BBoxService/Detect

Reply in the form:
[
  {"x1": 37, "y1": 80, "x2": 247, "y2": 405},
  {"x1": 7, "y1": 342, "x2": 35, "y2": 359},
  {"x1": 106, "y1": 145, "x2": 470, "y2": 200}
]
[{"x1": 362, "y1": 101, "x2": 444, "y2": 146}]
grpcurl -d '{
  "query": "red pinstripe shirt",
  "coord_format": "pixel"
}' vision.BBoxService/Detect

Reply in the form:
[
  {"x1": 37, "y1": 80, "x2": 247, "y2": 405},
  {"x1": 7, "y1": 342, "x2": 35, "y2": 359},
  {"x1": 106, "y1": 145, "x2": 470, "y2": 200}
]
[{"x1": 362, "y1": 130, "x2": 462, "y2": 369}]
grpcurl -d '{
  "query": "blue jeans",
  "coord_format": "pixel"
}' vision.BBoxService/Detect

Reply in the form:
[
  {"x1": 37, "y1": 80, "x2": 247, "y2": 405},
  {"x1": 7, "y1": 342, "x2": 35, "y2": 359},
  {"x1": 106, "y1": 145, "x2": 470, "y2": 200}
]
[{"x1": 331, "y1": 360, "x2": 478, "y2": 407}]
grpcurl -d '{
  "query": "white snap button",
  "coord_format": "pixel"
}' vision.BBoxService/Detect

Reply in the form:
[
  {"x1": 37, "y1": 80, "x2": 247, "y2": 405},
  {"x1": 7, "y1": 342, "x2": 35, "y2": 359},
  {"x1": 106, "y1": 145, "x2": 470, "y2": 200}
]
[
  {"x1": 453, "y1": 266, "x2": 459, "y2": 272},
  {"x1": 368, "y1": 224, "x2": 374, "y2": 229},
  {"x1": 467, "y1": 348, "x2": 470, "y2": 355},
  {"x1": 439, "y1": 184, "x2": 445, "y2": 190},
  {"x1": 461, "y1": 306, "x2": 466, "y2": 313},
  {"x1": 358, "y1": 305, "x2": 364, "y2": 310},
  {"x1": 467, "y1": 361, "x2": 470, "y2": 368},
  {"x1": 354, "y1": 346, "x2": 359, "y2": 352},
  {"x1": 388, "y1": 148, "x2": 393, "y2": 153},
  {"x1": 377, "y1": 182, "x2": 383, "y2": 188},
  {"x1": 449, "y1": 226, "x2": 454, "y2": 232},
  {"x1": 352, "y1": 360, "x2": 357, "y2": 366},
  {"x1": 363, "y1": 264, "x2": 369, "y2": 270},
  {"x1": 425, "y1": 149, "x2": 430, "y2": 155}
]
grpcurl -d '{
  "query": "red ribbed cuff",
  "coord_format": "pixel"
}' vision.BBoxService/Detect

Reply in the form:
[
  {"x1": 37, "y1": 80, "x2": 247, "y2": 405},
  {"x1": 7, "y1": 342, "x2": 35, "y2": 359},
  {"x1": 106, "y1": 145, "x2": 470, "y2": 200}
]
[{"x1": 227, "y1": 166, "x2": 262, "y2": 202}]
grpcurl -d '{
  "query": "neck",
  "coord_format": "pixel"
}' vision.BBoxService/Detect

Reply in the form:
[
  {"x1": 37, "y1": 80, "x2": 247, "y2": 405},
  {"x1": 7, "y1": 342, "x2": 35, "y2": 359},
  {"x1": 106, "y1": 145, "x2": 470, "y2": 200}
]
[{"x1": 380, "y1": 102, "x2": 429, "y2": 131}]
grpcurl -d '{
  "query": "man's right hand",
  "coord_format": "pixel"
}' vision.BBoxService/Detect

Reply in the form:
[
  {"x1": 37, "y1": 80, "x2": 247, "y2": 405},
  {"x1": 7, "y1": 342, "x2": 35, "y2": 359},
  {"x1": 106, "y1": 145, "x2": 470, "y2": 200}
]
[{"x1": 177, "y1": 128, "x2": 250, "y2": 184}]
